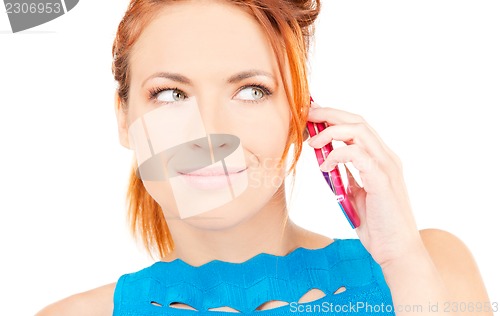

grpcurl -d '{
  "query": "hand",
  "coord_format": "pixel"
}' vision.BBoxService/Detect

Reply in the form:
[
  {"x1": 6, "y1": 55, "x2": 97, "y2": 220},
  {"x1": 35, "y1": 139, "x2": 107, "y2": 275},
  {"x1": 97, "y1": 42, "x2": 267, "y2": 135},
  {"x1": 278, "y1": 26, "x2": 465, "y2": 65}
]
[{"x1": 307, "y1": 101, "x2": 424, "y2": 268}]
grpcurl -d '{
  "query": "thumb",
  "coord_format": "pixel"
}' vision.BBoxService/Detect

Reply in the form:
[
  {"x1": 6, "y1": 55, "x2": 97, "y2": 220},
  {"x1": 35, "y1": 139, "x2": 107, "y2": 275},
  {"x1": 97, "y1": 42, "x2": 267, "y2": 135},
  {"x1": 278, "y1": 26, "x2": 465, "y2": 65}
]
[
  {"x1": 345, "y1": 163, "x2": 363, "y2": 194},
  {"x1": 344, "y1": 164, "x2": 366, "y2": 223}
]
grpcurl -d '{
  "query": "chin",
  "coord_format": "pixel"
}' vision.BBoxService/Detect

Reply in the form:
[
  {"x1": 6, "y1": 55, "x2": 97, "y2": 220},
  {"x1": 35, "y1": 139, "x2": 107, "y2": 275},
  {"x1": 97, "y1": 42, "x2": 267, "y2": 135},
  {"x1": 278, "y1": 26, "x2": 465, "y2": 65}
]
[
  {"x1": 172, "y1": 193, "x2": 260, "y2": 231},
  {"x1": 163, "y1": 185, "x2": 275, "y2": 231},
  {"x1": 154, "y1": 167, "x2": 285, "y2": 230}
]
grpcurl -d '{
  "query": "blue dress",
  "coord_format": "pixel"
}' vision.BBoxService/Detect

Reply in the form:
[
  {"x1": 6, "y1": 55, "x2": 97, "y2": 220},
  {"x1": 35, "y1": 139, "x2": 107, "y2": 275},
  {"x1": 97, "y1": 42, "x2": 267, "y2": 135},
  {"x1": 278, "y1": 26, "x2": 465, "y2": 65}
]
[{"x1": 113, "y1": 238, "x2": 395, "y2": 315}]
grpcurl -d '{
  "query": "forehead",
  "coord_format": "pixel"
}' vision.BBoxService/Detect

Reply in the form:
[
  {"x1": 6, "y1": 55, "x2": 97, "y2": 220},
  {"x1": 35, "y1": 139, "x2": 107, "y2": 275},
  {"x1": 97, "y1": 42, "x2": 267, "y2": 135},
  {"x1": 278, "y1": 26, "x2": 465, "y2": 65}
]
[{"x1": 129, "y1": 1, "x2": 280, "y2": 85}]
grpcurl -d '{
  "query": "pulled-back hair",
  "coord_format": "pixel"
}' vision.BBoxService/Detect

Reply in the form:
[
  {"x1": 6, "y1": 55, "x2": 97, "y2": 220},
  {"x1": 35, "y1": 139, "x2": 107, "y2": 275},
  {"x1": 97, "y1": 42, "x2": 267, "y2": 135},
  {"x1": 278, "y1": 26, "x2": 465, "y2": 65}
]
[{"x1": 111, "y1": 0, "x2": 321, "y2": 258}]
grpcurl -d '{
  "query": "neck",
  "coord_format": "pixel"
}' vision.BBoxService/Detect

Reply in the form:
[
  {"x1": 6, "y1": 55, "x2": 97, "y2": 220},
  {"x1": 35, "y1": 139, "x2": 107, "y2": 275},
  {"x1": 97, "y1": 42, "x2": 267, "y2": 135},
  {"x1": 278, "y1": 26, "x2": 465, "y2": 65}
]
[{"x1": 161, "y1": 185, "x2": 304, "y2": 266}]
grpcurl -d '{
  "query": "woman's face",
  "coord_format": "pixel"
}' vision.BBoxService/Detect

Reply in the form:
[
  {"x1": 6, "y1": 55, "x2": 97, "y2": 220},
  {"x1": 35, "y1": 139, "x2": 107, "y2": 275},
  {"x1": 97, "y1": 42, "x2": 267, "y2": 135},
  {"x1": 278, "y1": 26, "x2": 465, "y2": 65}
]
[{"x1": 117, "y1": 1, "x2": 292, "y2": 229}]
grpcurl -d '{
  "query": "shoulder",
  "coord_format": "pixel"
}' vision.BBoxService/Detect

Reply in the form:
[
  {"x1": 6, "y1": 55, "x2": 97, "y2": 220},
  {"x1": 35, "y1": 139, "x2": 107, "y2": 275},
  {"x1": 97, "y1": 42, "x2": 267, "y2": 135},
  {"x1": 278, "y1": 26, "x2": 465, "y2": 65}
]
[
  {"x1": 419, "y1": 228, "x2": 478, "y2": 273},
  {"x1": 35, "y1": 283, "x2": 116, "y2": 316},
  {"x1": 418, "y1": 228, "x2": 491, "y2": 302}
]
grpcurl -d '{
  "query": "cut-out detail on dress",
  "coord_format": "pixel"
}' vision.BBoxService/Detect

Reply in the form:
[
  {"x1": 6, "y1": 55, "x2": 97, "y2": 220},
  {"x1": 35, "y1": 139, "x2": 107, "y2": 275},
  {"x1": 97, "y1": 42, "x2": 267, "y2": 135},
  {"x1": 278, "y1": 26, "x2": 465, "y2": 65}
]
[
  {"x1": 169, "y1": 302, "x2": 198, "y2": 311},
  {"x1": 255, "y1": 300, "x2": 290, "y2": 311},
  {"x1": 298, "y1": 288, "x2": 327, "y2": 303},
  {"x1": 333, "y1": 286, "x2": 347, "y2": 294},
  {"x1": 208, "y1": 306, "x2": 241, "y2": 313},
  {"x1": 114, "y1": 240, "x2": 395, "y2": 315},
  {"x1": 161, "y1": 288, "x2": 346, "y2": 312}
]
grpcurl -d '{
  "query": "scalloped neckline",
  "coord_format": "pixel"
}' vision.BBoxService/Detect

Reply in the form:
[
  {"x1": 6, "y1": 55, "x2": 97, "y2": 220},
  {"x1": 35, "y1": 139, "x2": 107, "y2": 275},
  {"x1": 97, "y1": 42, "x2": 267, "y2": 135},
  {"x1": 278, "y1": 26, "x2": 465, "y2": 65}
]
[{"x1": 156, "y1": 238, "x2": 339, "y2": 269}]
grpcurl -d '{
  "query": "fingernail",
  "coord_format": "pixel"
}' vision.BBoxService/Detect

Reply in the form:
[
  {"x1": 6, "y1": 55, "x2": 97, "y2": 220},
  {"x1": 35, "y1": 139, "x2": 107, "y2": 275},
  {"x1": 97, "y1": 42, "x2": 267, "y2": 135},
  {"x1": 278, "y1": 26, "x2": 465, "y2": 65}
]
[
  {"x1": 320, "y1": 161, "x2": 336, "y2": 172},
  {"x1": 308, "y1": 136, "x2": 318, "y2": 146},
  {"x1": 319, "y1": 160, "x2": 328, "y2": 171},
  {"x1": 319, "y1": 163, "x2": 328, "y2": 172}
]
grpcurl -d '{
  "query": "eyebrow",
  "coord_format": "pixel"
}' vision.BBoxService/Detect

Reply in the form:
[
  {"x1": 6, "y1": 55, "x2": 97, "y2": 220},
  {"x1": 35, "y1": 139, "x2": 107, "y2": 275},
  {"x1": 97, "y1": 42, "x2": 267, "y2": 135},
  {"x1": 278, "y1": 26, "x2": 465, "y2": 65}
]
[{"x1": 141, "y1": 70, "x2": 277, "y2": 88}]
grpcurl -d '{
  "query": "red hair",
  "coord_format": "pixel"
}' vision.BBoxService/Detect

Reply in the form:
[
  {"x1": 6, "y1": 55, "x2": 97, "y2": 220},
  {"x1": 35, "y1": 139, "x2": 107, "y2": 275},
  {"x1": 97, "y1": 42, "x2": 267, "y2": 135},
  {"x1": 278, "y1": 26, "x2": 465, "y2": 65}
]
[{"x1": 112, "y1": 0, "x2": 321, "y2": 258}]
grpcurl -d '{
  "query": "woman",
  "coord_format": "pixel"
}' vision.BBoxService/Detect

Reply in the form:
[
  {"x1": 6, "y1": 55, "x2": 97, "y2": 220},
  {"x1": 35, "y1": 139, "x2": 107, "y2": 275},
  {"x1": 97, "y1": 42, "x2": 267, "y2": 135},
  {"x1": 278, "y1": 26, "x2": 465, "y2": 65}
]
[{"x1": 37, "y1": 0, "x2": 492, "y2": 315}]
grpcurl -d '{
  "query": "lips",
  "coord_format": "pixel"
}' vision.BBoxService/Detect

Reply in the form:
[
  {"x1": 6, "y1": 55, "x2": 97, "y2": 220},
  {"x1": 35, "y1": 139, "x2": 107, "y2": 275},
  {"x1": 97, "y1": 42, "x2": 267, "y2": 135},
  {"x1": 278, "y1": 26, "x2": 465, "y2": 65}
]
[
  {"x1": 175, "y1": 166, "x2": 248, "y2": 191},
  {"x1": 177, "y1": 167, "x2": 247, "y2": 177}
]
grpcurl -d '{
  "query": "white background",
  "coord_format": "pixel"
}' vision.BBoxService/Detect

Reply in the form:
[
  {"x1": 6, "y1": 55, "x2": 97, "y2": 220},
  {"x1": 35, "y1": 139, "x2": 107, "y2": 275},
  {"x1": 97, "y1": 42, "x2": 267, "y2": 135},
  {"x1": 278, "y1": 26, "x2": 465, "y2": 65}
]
[{"x1": 0, "y1": 1, "x2": 498, "y2": 315}]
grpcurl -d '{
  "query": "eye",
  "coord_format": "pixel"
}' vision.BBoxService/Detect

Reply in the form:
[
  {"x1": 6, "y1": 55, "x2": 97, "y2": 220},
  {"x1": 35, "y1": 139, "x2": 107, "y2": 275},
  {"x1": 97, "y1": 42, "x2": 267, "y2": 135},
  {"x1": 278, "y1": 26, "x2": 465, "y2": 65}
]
[
  {"x1": 149, "y1": 87, "x2": 187, "y2": 103},
  {"x1": 157, "y1": 88, "x2": 186, "y2": 102},
  {"x1": 234, "y1": 85, "x2": 272, "y2": 103}
]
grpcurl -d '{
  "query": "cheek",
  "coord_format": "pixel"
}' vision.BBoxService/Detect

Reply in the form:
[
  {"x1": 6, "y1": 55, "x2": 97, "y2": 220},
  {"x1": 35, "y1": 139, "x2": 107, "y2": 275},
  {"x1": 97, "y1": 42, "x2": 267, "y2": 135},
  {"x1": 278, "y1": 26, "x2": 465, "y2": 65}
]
[
  {"x1": 243, "y1": 105, "x2": 289, "y2": 192},
  {"x1": 142, "y1": 180, "x2": 179, "y2": 217},
  {"x1": 241, "y1": 104, "x2": 290, "y2": 164}
]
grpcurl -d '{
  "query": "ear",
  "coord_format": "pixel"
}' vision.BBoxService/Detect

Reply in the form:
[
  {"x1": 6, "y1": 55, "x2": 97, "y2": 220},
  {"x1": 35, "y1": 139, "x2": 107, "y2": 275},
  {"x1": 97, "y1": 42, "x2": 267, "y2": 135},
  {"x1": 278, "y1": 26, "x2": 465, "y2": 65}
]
[
  {"x1": 302, "y1": 126, "x2": 309, "y2": 142},
  {"x1": 114, "y1": 91, "x2": 131, "y2": 149}
]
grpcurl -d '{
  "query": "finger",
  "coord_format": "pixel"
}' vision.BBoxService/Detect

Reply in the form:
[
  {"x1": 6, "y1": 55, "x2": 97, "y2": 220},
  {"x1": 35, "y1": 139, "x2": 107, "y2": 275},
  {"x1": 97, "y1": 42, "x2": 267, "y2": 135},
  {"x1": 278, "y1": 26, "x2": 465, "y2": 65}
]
[
  {"x1": 344, "y1": 164, "x2": 363, "y2": 200},
  {"x1": 308, "y1": 104, "x2": 402, "y2": 168},
  {"x1": 308, "y1": 123, "x2": 390, "y2": 166},
  {"x1": 344, "y1": 162, "x2": 364, "y2": 189},
  {"x1": 308, "y1": 106, "x2": 365, "y2": 125},
  {"x1": 320, "y1": 144, "x2": 377, "y2": 174},
  {"x1": 308, "y1": 106, "x2": 384, "y2": 148},
  {"x1": 319, "y1": 144, "x2": 390, "y2": 193}
]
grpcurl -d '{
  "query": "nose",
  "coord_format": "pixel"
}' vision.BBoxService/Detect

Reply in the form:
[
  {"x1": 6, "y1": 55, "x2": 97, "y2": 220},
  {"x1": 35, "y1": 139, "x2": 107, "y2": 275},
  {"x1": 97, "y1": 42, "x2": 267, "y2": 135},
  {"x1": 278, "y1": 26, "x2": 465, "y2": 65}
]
[
  {"x1": 194, "y1": 95, "x2": 230, "y2": 134},
  {"x1": 191, "y1": 134, "x2": 240, "y2": 162}
]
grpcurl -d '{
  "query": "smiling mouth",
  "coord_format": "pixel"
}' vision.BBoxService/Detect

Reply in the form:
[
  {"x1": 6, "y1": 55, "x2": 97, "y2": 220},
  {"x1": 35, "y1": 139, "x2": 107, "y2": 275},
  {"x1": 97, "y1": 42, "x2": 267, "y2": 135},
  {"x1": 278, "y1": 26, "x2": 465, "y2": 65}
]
[
  {"x1": 176, "y1": 166, "x2": 248, "y2": 191},
  {"x1": 177, "y1": 167, "x2": 248, "y2": 177}
]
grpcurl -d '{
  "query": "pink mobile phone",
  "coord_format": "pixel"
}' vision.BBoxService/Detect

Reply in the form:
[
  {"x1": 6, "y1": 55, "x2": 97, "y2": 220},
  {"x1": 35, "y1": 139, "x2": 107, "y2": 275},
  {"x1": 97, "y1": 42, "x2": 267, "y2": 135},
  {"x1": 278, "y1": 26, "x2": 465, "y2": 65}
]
[{"x1": 307, "y1": 97, "x2": 360, "y2": 228}]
